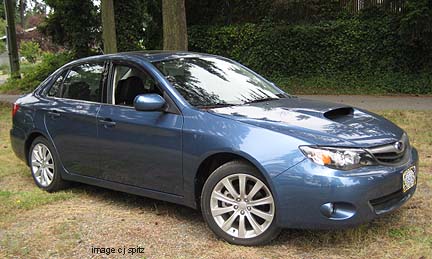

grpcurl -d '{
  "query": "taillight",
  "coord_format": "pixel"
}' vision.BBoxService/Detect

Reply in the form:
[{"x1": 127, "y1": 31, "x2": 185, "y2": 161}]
[{"x1": 12, "y1": 103, "x2": 19, "y2": 117}]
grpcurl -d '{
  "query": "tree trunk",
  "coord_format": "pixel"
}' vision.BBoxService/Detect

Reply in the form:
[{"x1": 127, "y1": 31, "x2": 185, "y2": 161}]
[
  {"x1": 162, "y1": 0, "x2": 188, "y2": 51},
  {"x1": 4, "y1": 0, "x2": 20, "y2": 79},
  {"x1": 19, "y1": 0, "x2": 25, "y2": 28},
  {"x1": 101, "y1": 0, "x2": 117, "y2": 54}
]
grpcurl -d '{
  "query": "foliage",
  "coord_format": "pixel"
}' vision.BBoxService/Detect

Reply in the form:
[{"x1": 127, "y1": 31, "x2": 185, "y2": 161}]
[
  {"x1": 39, "y1": 0, "x2": 162, "y2": 53},
  {"x1": 144, "y1": 0, "x2": 163, "y2": 49},
  {"x1": 113, "y1": 0, "x2": 162, "y2": 51},
  {"x1": 189, "y1": 11, "x2": 432, "y2": 94},
  {"x1": 0, "y1": 51, "x2": 73, "y2": 93},
  {"x1": 0, "y1": 0, "x2": 4, "y2": 19},
  {"x1": 113, "y1": 0, "x2": 148, "y2": 51},
  {"x1": 16, "y1": 16, "x2": 59, "y2": 52},
  {"x1": 39, "y1": 0, "x2": 101, "y2": 57},
  {"x1": 19, "y1": 40, "x2": 41, "y2": 63},
  {"x1": 0, "y1": 18, "x2": 5, "y2": 53},
  {"x1": 186, "y1": 0, "x2": 342, "y2": 26},
  {"x1": 398, "y1": 0, "x2": 432, "y2": 69},
  {"x1": 0, "y1": 18, "x2": 5, "y2": 36},
  {"x1": 274, "y1": 72, "x2": 432, "y2": 95}
]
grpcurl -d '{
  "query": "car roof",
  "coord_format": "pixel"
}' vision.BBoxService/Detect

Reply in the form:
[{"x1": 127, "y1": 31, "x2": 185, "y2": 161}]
[
  {"x1": 70, "y1": 51, "x2": 218, "y2": 65},
  {"x1": 127, "y1": 51, "x2": 214, "y2": 62}
]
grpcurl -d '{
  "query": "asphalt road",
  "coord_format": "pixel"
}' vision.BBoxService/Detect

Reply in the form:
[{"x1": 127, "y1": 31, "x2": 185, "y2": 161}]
[{"x1": 0, "y1": 94, "x2": 431, "y2": 110}]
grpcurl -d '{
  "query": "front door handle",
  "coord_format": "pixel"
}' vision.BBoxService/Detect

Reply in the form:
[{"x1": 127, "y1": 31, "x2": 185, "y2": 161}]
[{"x1": 99, "y1": 118, "x2": 116, "y2": 128}]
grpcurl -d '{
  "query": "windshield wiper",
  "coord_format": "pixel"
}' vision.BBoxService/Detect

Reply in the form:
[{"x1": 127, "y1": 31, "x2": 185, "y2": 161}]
[
  {"x1": 197, "y1": 103, "x2": 236, "y2": 109},
  {"x1": 244, "y1": 97, "x2": 280, "y2": 104}
]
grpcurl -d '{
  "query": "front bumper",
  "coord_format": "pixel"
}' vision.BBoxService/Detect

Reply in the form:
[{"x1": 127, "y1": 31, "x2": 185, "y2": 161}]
[{"x1": 273, "y1": 147, "x2": 419, "y2": 229}]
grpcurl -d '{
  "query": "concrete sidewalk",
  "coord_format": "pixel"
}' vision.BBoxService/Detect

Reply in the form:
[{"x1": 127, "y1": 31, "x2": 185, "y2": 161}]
[{"x1": 1, "y1": 94, "x2": 431, "y2": 110}]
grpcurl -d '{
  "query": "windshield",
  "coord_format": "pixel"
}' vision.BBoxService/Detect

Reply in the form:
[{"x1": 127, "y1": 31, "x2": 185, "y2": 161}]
[{"x1": 153, "y1": 56, "x2": 285, "y2": 107}]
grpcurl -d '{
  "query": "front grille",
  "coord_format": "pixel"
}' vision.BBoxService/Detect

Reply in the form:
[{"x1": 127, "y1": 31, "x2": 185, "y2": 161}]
[
  {"x1": 373, "y1": 152, "x2": 405, "y2": 163},
  {"x1": 367, "y1": 134, "x2": 409, "y2": 165}
]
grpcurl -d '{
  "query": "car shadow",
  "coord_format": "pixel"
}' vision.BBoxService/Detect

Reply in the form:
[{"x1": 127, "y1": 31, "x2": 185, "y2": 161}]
[{"x1": 68, "y1": 182, "x2": 202, "y2": 222}]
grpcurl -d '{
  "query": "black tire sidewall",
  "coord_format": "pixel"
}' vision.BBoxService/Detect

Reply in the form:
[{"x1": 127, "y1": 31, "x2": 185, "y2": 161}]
[
  {"x1": 29, "y1": 136, "x2": 65, "y2": 192},
  {"x1": 201, "y1": 160, "x2": 280, "y2": 246}
]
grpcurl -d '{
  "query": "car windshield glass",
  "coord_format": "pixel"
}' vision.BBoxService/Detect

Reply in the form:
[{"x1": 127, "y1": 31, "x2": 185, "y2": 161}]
[{"x1": 153, "y1": 56, "x2": 285, "y2": 107}]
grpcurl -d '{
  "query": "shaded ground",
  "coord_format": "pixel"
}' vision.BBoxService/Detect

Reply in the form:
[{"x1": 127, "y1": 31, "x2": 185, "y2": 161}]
[{"x1": 0, "y1": 104, "x2": 431, "y2": 259}]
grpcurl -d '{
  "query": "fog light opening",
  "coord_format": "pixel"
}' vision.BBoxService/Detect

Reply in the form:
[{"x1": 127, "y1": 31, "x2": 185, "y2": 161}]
[{"x1": 320, "y1": 202, "x2": 356, "y2": 220}]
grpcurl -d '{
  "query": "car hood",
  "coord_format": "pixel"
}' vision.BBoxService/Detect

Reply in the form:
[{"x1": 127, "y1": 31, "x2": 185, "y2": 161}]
[{"x1": 208, "y1": 97, "x2": 404, "y2": 147}]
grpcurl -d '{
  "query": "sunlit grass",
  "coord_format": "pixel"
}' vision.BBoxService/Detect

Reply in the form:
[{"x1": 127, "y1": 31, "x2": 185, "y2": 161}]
[{"x1": 0, "y1": 102, "x2": 77, "y2": 225}]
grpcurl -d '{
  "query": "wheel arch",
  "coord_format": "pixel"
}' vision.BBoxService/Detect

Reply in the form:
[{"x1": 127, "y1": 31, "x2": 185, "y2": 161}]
[
  {"x1": 193, "y1": 151, "x2": 274, "y2": 208},
  {"x1": 24, "y1": 130, "x2": 50, "y2": 166}
]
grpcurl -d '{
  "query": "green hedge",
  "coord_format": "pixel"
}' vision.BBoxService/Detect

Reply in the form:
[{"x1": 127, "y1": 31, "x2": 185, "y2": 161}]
[{"x1": 189, "y1": 17, "x2": 432, "y2": 94}]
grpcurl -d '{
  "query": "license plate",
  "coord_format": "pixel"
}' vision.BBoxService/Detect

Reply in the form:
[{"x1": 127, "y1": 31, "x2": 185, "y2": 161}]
[{"x1": 402, "y1": 166, "x2": 417, "y2": 193}]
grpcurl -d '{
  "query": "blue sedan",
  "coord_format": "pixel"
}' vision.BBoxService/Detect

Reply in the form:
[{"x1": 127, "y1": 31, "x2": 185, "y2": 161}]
[{"x1": 10, "y1": 52, "x2": 418, "y2": 245}]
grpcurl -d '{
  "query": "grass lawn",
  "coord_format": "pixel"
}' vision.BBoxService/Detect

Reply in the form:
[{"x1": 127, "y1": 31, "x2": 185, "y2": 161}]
[{"x1": 0, "y1": 102, "x2": 431, "y2": 259}]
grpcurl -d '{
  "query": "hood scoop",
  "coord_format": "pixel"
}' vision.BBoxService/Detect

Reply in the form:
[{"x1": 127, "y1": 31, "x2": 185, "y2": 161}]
[{"x1": 323, "y1": 107, "x2": 354, "y2": 123}]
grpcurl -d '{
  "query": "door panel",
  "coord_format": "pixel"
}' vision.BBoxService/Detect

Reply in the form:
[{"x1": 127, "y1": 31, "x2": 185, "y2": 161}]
[
  {"x1": 45, "y1": 99, "x2": 101, "y2": 176},
  {"x1": 97, "y1": 105, "x2": 183, "y2": 195},
  {"x1": 44, "y1": 62, "x2": 105, "y2": 177}
]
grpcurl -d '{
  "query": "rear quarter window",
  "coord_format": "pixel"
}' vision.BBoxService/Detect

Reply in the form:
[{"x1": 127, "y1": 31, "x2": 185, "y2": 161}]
[{"x1": 47, "y1": 72, "x2": 66, "y2": 98}]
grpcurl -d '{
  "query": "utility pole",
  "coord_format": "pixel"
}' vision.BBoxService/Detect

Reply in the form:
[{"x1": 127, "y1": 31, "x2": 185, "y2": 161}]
[
  {"x1": 4, "y1": 0, "x2": 21, "y2": 79},
  {"x1": 101, "y1": 0, "x2": 117, "y2": 54}
]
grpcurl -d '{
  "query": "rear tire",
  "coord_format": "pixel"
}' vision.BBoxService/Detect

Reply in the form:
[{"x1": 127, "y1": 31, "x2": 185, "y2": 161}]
[
  {"x1": 29, "y1": 136, "x2": 68, "y2": 192},
  {"x1": 201, "y1": 160, "x2": 280, "y2": 246}
]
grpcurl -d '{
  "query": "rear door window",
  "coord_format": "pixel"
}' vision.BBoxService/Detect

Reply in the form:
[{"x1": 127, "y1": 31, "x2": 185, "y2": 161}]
[{"x1": 61, "y1": 63, "x2": 104, "y2": 102}]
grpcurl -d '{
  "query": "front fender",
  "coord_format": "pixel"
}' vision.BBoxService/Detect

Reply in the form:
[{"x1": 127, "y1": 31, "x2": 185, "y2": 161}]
[{"x1": 181, "y1": 108, "x2": 307, "y2": 208}]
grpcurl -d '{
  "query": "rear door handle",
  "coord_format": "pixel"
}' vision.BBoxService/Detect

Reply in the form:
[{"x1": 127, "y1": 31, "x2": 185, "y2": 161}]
[
  {"x1": 47, "y1": 109, "x2": 61, "y2": 118},
  {"x1": 99, "y1": 118, "x2": 116, "y2": 128}
]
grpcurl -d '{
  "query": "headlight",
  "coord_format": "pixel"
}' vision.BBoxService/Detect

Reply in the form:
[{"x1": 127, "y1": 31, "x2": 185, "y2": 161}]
[{"x1": 299, "y1": 146, "x2": 376, "y2": 170}]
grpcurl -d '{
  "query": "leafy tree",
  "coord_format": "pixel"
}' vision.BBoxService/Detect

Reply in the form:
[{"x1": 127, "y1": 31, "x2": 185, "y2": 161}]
[
  {"x1": 18, "y1": 0, "x2": 26, "y2": 28},
  {"x1": 0, "y1": 18, "x2": 5, "y2": 52},
  {"x1": 398, "y1": 0, "x2": 432, "y2": 70},
  {"x1": 113, "y1": 0, "x2": 148, "y2": 51},
  {"x1": 0, "y1": 0, "x2": 4, "y2": 19},
  {"x1": 143, "y1": 0, "x2": 163, "y2": 49},
  {"x1": 399, "y1": 0, "x2": 432, "y2": 47},
  {"x1": 185, "y1": 0, "x2": 341, "y2": 25},
  {"x1": 39, "y1": 0, "x2": 101, "y2": 57},
  {"x1": 19, "y1": 40, "x2": 41, "y2": 63}
]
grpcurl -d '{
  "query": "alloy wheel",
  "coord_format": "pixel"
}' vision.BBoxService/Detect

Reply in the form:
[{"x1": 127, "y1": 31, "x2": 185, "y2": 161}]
[
  {"x1": 210, "y1": 173, "x2": 275, "y2": 239},
  {"x1": 31, "y1": 143, "x2": 55, "y2": 187}
]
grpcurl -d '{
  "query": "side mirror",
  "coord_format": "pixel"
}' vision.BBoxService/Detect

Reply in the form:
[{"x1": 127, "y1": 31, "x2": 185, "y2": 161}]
[{"x1": 133, "y1": 94, "x2": 166, "y2": 111}]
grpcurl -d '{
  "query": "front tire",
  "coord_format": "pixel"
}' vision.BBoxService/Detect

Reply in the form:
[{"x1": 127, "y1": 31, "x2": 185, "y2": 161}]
[
  {"x1": 29, "y1": 136, "x2": 68, "y2": 192},
  {"x1": 201, "y1": 160, "x2": 280, "y2": 246}
]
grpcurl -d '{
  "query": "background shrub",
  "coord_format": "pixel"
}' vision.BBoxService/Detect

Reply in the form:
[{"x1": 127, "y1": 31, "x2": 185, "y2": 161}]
[
  {"x1": 0, "y1": 52, "x2": 73, "y2": 94},
  {"x1": 19, "y1": 41, "x2": 42, "y2": 63}
]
